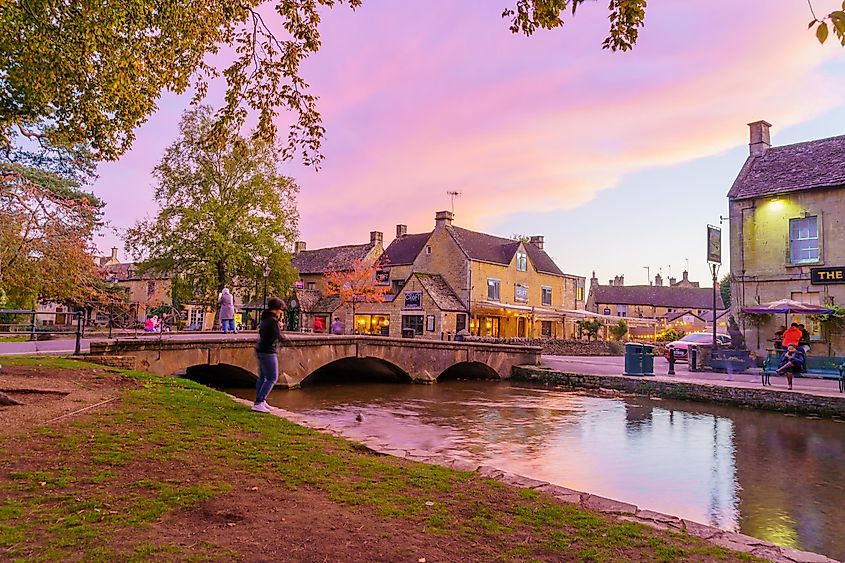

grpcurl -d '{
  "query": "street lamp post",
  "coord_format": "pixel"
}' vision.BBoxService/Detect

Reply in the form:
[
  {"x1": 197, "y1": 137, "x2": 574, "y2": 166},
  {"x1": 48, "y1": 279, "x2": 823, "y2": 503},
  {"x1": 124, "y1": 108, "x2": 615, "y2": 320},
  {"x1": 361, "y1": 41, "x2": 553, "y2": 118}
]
[{"x1": 262, "y1": 264, "x2": 271, "y2": 310}]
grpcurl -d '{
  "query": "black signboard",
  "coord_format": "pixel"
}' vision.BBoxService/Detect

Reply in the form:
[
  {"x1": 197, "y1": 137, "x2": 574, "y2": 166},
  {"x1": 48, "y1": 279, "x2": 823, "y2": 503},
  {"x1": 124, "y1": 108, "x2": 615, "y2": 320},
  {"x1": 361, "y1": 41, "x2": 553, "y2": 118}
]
[
  {"x1": 404, "y1": 291, "x2": 422, "y2": 309},
  {"x1": 375, "y1": 269, "x2": 390, "y2": 286},
  {"x1": 811, "y1": 267, "x2": 845, "y2": 284}
]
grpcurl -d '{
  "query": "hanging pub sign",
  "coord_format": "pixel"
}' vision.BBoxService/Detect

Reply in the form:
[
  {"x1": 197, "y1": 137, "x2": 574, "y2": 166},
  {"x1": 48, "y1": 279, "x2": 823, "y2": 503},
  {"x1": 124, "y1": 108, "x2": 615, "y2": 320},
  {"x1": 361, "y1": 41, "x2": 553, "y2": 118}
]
[
  {"x1": 811, "y1": 266, "x2": 845, "y2": 284},
  {"x1": 404, "y1": 291, "x2": 422, "y2": 309},
  {"x1": 375, "y1": 269, "x2": 390, "y2": 286},
  {"x1": 707, "y1": 225, "x2": 721, "y2": 264},
  {"x1": 515, "y1": 284, "x2": 529, "y2": 303}
]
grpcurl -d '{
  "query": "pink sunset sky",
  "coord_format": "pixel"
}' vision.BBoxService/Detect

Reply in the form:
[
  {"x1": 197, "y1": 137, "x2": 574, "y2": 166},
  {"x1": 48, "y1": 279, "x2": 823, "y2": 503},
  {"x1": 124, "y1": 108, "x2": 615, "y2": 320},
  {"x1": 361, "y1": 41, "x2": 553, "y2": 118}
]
[{"x1": 93, "y1": 0, "x2": 845, "y2": 287}]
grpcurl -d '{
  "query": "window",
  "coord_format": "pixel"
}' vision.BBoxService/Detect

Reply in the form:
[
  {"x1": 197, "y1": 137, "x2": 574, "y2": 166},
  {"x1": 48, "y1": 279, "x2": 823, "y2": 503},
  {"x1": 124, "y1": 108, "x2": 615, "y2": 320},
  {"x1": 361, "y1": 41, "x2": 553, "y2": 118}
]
[
  {"x1": 391, "y1": 279, "x2": 404, "y2": 295},
  {"x1": 402, "y1": 314, "x2": 424, "y2": 335},
  {"x1": 487, "y1": 279, "x2": 500, "y2": 301},
  {"x1": 541, "y1": 321, "x2": 552, "y2": 337},
  {"x1": 456, "y1": 313, "x2": 467, "y2": 332},
  {"x1": 541, "y1": 286, "x2": 552, "y2": 306},
  {"x1": 617, "y1": 305, "x2": 628, "y2": 317},
  {"x1": 790, "y1": 216, "x2": 820, "y2": 264},
  {"x1": 576, "y1": 287, "x2": 584, "y2": 302},
  {"x1": 516, "y1": 251, "x2": 527, "y2": 272},
  {"x1": 425, "y1": 245, "x2": 432, "y2": 255},
  {"x1": 515, "y1": 283, "x2": 529, "y2": 302},
  {"x1": 307, "y1": 282, "x2": 316, "y2": 290},
  {"x1": 147, "y1": 281, "x2": 155, "y2": 295}
]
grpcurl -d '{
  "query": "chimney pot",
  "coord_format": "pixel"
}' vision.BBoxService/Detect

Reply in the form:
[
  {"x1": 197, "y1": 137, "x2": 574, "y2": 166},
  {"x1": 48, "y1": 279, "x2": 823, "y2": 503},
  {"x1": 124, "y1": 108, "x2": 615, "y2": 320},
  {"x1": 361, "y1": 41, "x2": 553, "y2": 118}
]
[
  {"x1": 294, "y1": 241, "x2": 306, "y2": 254},
  {"x1": 370, "y1": 231, "x2": 383, "y2": 246},
  {"x1": 748, "y1": 120, "x2": 771, "y2": 156},
  {"x1": 528, "y1": 235, "x2": 545, "y2": 250},
  {"x1": 396, "y1": 224, "x2": 407, "y2": 239},
  {"x1": 434, "y1": 210, "x2": 454, "y2": 227}
]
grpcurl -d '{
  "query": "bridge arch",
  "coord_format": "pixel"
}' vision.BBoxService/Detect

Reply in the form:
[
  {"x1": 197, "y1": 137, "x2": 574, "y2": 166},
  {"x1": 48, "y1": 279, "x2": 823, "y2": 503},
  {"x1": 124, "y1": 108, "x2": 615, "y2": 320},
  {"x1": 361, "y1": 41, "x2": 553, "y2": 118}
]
[
  {"x1": 299, "y1": 356, "x2": 413, "y2": 387},
  {"x1": 437, "y1": 361, "x2": 501, "y2": 382},
  {"x1": 183, "y1": 363, "x2": 257, "y2": 387}
]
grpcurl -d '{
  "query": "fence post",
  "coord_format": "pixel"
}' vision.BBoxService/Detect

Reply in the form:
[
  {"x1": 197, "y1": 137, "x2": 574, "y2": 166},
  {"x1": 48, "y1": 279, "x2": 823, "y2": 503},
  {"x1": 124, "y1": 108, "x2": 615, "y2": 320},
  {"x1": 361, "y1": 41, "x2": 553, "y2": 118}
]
[
  {"x1": 29, "y1": 311, "x2": 37, "y2": 341},
  {"x1": 74, "y1": 311, "x2": 83, "y2": 355}
]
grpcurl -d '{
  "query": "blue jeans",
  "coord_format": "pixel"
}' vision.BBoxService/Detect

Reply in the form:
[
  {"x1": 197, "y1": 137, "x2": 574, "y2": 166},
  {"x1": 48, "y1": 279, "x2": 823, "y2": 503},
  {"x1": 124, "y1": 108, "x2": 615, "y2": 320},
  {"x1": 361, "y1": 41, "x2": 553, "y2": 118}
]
[
  {"x1": 255, "y1": 352, "x2": 278, "y2": 404},
  {"x1": 221, "y1": 319, "x2": 235, "y2": 332}
]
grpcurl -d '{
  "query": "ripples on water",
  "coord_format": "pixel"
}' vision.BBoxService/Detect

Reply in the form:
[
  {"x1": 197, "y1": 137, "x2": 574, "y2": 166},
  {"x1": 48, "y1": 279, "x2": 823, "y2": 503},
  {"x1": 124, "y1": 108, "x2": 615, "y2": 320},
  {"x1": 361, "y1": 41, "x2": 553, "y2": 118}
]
[{"x1": 224, "y1": 380, "x2": 845, "y2": 560}]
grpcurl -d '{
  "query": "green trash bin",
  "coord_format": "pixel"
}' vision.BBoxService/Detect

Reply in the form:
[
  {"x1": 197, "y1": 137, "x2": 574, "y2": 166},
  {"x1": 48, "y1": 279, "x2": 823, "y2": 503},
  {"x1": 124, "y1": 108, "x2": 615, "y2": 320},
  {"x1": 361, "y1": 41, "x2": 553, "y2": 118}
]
[
  {"x1": 624, "y1": 343, "x2": 644, "y2": 376},
  {"x1": 640, "y1": 343, "x2": 655, "y2": 375}
]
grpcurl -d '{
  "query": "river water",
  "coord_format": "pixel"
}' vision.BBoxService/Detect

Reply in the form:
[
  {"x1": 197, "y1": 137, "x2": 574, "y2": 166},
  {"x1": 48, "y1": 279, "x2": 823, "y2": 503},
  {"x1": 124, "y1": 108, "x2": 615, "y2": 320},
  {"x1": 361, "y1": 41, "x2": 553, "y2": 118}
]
[{"x1": 225, "y1": 381, "x2": 845, "y2": 560}]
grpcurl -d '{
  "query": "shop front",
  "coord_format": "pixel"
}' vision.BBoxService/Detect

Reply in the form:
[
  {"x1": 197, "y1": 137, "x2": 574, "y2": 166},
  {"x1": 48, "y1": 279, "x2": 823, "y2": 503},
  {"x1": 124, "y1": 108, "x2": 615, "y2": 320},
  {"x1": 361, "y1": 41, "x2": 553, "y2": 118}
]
[{"x1": 354, "y1": 313, "x2": 390, "y2": 335}]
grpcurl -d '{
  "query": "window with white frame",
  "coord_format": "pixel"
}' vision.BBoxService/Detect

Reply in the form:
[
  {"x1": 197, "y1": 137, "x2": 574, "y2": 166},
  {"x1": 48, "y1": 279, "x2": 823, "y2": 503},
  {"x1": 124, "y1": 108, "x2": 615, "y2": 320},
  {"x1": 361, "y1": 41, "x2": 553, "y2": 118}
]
[
  {"x1": 516, "y1": 251, "x2": 527, "y2": 272},
  {"x1": 541, "y1": 286, "x2": 552, "y2": 306},
  {"x1": 487, "y1": 279, "x2": 500, "y2": 301},
  {"x1": 789, "y1": 216, "x2": 820, "y2": 264}
]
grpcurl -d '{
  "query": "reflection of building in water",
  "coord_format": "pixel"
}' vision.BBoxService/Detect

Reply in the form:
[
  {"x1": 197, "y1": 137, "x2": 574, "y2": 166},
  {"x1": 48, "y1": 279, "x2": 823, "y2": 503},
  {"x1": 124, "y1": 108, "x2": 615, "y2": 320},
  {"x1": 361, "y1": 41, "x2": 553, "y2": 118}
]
[
  {"x1": 624, "y1": 403, "x2": 654, "y2": 428},
  {"x1": 732, "y1": 410, "x2": 845, "y2": 559}
]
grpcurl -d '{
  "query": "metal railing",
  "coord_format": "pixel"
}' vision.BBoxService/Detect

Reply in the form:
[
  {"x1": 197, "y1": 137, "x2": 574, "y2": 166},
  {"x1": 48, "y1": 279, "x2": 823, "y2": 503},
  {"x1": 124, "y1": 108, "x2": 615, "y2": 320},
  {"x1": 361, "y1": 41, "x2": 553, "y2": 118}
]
[{"x1": 0, "y1": 309, "x2": 84, "y2": 354}]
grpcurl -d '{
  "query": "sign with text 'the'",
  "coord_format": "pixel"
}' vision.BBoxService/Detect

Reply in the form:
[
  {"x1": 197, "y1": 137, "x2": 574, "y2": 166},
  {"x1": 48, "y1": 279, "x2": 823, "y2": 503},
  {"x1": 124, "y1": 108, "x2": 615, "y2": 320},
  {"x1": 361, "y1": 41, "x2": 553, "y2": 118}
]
[{"x1": 811, "y1": 267, "x2": 845, "y2": 284}]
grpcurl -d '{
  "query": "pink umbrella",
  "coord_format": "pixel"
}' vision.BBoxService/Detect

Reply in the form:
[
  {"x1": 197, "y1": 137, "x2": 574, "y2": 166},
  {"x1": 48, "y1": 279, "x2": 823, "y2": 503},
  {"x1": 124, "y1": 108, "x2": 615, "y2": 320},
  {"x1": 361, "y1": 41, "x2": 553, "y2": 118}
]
[{"x1": 741, "y1": 299, "x2": 833, "y2": 315}]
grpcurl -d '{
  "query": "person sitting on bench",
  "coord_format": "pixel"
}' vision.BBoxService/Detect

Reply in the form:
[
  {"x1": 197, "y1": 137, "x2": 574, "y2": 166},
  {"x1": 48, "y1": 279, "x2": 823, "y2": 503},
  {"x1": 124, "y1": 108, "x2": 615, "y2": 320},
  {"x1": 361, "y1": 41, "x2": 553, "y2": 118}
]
[{"x1": 776, "y1": 344, "x2": 804, "y2": 390}]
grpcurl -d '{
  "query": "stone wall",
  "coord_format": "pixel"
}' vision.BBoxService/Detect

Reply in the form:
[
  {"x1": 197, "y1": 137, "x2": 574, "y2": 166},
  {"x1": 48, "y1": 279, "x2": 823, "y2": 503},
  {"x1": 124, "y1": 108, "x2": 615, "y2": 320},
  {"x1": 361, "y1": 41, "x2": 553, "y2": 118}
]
[
  {"x1": 86, "y1": 355, "x2": 137, "y2": 370},
  {"x1": 512, "y1": 366, "x2": 845, "y2": 418},
  {"x1": 464, "y1": 337, "x2": 624, "y2": 356}
]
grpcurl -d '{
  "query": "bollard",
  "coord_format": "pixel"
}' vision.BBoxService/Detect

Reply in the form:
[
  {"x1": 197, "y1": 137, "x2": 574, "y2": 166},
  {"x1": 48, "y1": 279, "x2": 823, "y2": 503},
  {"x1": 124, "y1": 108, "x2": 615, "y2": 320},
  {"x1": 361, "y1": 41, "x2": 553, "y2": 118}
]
[
  {"x1": 668, "y1": 348, "x2": 676, "y2": 375},
  {"x1": 74, "y1": 311, "x2": 83, "y2": 355}
]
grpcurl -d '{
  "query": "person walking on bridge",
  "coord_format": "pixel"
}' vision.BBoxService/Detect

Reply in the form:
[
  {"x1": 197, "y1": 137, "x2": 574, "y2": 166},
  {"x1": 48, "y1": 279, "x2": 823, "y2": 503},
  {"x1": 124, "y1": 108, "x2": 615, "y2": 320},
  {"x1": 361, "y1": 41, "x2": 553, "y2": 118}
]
[
  {"x1": 218, "y1": 288, "x2": 236, "y2": 333},
  {"x1": 253, "y1": 297, "x2": 284, "y2": 413}
]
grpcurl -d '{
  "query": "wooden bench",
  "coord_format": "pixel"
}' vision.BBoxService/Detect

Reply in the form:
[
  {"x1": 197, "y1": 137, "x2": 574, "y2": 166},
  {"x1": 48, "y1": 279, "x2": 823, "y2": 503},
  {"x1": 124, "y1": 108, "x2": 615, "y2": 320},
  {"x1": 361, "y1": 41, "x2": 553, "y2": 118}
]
[{"x1": 763, "y1": 352, "x2": 845, "y2": 391}]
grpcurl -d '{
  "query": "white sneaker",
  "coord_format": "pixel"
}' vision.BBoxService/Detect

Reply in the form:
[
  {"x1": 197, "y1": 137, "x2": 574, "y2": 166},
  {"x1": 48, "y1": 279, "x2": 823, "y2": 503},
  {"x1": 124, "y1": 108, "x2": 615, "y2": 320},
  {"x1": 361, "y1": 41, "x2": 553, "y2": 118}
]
[
  {"x1": 260, "y1": 401, "x2": 271, "y2": 410},
  {"x1": 251, "y1": 402, "x2": 271, "y2": 413}
]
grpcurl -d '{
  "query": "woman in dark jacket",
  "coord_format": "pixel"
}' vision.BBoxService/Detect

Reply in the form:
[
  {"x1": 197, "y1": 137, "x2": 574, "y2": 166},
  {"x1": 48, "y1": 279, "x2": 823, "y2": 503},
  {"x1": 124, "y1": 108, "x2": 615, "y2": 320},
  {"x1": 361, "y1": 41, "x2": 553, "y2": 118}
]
[
  {"x1": 775, "y1": 344, "x2": 804, "y2": 391},
  {"x1": 252, "y1": 297, "x2": 284, "y2": 413}
]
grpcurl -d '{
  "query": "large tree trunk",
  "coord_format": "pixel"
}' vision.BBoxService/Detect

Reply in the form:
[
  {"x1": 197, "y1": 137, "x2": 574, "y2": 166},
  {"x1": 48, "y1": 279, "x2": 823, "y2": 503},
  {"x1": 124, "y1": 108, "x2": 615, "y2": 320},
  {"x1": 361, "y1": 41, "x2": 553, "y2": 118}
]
[{"x1": 0, "y1": 392, "x2": 21, "y2": 406}]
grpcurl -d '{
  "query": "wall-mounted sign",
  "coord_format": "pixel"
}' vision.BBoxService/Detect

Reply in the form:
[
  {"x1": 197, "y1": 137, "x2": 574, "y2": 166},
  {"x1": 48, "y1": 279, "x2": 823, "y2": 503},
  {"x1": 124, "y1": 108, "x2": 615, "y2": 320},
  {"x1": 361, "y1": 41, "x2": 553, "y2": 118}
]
[
  {"x1": 515, "y1": 284, "x2": 529, "y2": 303},
  {"x1": 811, "y1": 266, "x2": 845, "y2": 284},
  {"x1": 404, "y1": 291, "x2": 422, "y2": 309},
  {"x1": 375, "y1": 269, "x2": 390, "y2": 286},
  {"x1": 603, "y1": 307, "x2": 611, "y2": 316},
  {"x1": 707, "y1": 225, "x2": 721, "y2": 264},
  {"x1": 426, "y1": 315, "x2": 435, "y2": 332}
]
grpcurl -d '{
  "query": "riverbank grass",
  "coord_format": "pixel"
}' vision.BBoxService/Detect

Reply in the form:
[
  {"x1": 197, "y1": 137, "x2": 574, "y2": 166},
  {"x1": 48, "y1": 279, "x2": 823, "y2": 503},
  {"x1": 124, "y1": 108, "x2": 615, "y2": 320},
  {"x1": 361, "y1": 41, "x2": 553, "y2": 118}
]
[{"x1": 0, "y1": 356, "x2": 759, "y2": 561}]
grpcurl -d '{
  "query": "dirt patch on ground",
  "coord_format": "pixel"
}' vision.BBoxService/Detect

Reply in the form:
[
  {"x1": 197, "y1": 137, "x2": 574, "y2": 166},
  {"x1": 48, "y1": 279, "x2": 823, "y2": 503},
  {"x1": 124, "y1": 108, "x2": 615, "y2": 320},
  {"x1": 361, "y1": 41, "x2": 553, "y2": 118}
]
[{"x1": 0, "y1": 364, "x2": 136, "y2": 434}]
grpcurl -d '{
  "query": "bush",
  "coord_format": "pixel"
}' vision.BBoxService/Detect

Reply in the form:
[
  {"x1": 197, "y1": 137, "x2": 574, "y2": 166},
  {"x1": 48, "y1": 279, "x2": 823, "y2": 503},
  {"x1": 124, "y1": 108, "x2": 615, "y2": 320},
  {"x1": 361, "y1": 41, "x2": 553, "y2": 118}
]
[
  {"x1": 656, "y1": 328, "x2": 685, "y2": 343},
  {"x1": 609, "y1": 320, "x2": 628, "y2": 341}
]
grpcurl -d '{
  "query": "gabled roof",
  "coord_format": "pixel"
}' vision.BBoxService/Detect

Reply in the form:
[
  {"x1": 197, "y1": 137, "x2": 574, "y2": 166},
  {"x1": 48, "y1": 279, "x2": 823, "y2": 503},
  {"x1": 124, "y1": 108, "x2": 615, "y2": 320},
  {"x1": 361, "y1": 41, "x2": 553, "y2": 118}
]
[
  {"x1": 591, "y1": 285, "x2": 725, "y2": 310},
  {"x1": 99, "y1": 262, "x2": 166, "y2": 281},
  {"x1": 659, "y1": 310, "x2": 705, "y2": 323},
  {"x1": 728, "y1": 134, "x2": 845, "y2": 200},
  {"x1": 413, "y1": 273, "x2": 466, "y2": 311},
  {"x1": 447, "y1": 226, "x2": 565, "y2": 276},
  {"x1": 291, "y1": 243, "x2": 375, "y2": 275},
  {"x1": 380, "y1": 233, "x2": 430, "y2": 266},
  {"x1": 293, "y1": 288, "x2": 343, "y2": 313}
]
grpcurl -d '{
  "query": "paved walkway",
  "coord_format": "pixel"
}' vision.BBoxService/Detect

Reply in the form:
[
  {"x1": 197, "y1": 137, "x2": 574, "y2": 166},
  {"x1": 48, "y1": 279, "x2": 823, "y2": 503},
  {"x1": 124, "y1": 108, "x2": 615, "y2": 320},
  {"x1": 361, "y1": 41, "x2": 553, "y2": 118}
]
[
  {"x1": 542, "y1": 355, "x2": 845, "y2": 400},
  {"x1": 0, "y1": 332, "x2": 259, "y2": 356}
]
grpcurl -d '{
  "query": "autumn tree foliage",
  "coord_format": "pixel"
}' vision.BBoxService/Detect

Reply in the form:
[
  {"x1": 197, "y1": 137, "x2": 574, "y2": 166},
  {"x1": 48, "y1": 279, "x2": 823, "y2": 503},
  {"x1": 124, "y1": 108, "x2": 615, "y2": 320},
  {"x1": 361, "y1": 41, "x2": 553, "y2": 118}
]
[
  {"x1": 0, "y1": 162, "x2": 104, "y2": 308},
  {"x1": 325, "y1": 259, "x2": 390, "y2": 320}
]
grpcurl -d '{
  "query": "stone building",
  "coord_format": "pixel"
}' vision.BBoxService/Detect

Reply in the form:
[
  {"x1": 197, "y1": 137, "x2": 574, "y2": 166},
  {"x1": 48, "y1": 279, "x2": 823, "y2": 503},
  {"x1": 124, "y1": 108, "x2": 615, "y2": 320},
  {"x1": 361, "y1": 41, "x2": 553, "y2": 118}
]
[
  {"x1": 586, "y1": 271, "x2": 724, "y2": 321},
  {"x1": 728, "y1": 120, "x2": 845, "y2": 355},
  {"x1": 291, "y1": 231, "x2": 384, "y2": 294},
  {"x1": 372, "y1": 211, "x2": 585, "y2": 338}
]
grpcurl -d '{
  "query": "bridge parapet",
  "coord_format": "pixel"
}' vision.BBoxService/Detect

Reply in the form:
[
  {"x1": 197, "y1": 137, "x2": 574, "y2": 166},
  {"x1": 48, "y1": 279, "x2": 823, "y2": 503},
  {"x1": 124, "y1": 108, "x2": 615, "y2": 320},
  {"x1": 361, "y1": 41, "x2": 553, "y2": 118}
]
[{"x1": 89, "y1": 334, "x2": 541, "y2": 387}]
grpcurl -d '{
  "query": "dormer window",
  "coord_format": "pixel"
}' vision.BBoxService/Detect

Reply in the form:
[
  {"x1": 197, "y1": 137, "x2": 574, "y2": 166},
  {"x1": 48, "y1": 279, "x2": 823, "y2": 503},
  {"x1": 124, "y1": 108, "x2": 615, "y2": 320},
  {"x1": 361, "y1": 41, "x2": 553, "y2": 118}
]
[{"x1": 516, "y1": 251, "x2": 527, "y2": 272}]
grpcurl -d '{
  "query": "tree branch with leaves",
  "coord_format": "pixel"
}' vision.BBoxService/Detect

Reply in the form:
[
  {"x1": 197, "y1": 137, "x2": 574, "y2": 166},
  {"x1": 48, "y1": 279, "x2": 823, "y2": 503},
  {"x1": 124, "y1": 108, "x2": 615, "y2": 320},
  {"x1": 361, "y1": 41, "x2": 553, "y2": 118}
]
[{"x1": 325, "y1": 259, "x2": 390, "y2": 327}]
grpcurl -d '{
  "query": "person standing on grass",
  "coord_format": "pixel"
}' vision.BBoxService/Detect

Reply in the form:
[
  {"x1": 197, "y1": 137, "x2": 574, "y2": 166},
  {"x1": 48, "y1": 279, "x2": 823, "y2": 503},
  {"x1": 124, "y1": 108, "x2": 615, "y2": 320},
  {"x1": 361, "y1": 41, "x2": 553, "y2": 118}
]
[
  {"x1": 218, "y1": 287, "x2": 236, "y2": 333},
  {"x1": 253, "y1": 297, "x2": 284, "y2": 413}
]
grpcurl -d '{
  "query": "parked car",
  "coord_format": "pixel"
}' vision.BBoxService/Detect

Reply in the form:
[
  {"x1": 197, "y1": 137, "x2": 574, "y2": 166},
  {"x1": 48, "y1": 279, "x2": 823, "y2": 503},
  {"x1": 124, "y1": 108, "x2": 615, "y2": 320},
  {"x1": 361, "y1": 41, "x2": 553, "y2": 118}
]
[{"x1": 664, "y1": 332, "x2": 731, "y2": 362}]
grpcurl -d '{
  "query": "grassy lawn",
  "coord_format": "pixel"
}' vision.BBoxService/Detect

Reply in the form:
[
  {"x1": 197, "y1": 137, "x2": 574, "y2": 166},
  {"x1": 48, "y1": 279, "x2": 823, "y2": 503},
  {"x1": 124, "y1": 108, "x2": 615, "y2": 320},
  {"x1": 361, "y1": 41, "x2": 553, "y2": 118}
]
[
  {"x1": 0, "y1": 335, "x2": 29, "y2": 343},
  {"x1": 0, "y1": 356, "x2": 760, "y2": 562}
]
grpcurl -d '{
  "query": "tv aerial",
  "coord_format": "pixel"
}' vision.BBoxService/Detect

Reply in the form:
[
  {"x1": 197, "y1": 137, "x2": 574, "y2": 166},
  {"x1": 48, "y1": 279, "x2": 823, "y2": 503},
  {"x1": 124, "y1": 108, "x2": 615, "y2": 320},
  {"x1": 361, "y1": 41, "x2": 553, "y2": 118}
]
[{"x1": 446, "y1": 191, "x2": 461, "y2": 214}]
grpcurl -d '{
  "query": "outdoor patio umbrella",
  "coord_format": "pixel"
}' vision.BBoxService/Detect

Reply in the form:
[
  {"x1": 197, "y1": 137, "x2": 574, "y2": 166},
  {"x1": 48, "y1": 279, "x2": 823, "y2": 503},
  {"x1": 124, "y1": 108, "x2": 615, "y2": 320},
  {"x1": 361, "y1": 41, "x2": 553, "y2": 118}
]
[{"x1": 742, "y1": 298, "x2": 834, "y2": 328}]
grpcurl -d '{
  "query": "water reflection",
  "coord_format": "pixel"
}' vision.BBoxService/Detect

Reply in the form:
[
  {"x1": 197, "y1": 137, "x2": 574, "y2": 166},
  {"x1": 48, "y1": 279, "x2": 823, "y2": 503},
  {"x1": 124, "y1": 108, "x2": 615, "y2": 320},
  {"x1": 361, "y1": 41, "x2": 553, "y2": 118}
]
[{"x1": 224, "y1": 381, "x2": 845, "y2": 560}]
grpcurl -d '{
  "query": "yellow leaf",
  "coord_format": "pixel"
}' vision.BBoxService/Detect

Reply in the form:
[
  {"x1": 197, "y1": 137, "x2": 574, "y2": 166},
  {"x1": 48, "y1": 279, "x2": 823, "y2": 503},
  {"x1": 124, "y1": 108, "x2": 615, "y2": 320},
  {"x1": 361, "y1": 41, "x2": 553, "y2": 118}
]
[{"x1": 817, "y1": 21, "x2": 829, "y2": 43}]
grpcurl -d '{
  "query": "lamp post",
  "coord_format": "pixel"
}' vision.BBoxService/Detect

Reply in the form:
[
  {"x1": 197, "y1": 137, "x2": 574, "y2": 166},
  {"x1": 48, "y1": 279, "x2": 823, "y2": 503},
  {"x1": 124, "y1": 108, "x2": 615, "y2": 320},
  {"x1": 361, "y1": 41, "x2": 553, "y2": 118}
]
[{"x1": 262, "y1": 264, "x2": 271, "y2": 310}]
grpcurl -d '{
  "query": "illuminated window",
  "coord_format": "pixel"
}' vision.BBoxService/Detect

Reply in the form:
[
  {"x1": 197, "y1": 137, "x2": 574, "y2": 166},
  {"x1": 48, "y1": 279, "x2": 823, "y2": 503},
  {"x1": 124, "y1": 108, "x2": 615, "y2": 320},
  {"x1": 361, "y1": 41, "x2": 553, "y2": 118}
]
[{"x1": 789, "y1": 216, "x2": 819, "y2": 264}]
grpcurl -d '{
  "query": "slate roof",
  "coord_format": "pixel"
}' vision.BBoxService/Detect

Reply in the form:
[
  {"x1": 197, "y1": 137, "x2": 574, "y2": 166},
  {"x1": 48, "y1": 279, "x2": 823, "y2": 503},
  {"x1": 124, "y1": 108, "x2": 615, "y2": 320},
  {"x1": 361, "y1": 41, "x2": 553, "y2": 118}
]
[
  {"x1": 699, "y1": 309, "x2": 730, "y2": 323},
  {"x1": 413, "y1": 273, "x2": 466, "y2": 311},
  {"x1": 448, "y1": 226, "x2": 565, "y2": 276},
  {"x1": 728, "y1": 134, "x2": 845, "y2": 200},
  {"x1": 291, "y1": 243, "x2": 375, "y2": 274},
  {"x1": 659, "y1": 310, "x2": 704, "y2": 323},
  {"x1": 591, "y1": 285, "x2": 725, "y2": 310},
  {"x1": 293, "y1": 288, "x2": 343, "y2": 313},
  {"x1": 380, "y1": 233, "x2": 430, "y2": 266},
  {"x1": 99, "y1": 262, "x2": 166, "y2": 281}
]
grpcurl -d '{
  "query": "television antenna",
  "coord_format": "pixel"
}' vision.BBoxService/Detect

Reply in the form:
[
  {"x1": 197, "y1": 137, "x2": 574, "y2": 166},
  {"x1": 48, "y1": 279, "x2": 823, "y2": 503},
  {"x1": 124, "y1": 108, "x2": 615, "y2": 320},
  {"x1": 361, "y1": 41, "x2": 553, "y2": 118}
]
[
  {"x1": 643, "y1": 266, "x2": 650, "y2": 285},
  {"x1": 446, "y1": 191, "x2": 461, "y2": 214}
]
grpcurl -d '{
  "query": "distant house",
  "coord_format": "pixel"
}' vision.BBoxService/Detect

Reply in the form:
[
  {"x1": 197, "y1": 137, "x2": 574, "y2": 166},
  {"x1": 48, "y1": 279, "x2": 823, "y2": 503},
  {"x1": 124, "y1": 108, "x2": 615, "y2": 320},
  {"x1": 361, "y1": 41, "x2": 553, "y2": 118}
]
[
  {"x1": 728, "y1": 120, "x2": 845, "y2": 355},
  {"x1": 586, "y1": 271, "x2": 725, "y2": 321}
]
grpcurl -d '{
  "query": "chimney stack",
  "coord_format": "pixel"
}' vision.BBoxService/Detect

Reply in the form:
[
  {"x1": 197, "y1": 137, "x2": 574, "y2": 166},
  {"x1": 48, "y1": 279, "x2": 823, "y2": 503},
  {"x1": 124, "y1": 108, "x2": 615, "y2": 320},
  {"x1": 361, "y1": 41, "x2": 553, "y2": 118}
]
[
  {"x1": 370, "y1": 231, "x2": 383, "y2": 247},
  {"x1": 110, "y1": 247, "x2": 118, "y2": 261},
  {"x1": 668, "y1": 276, "x2": 677, "y2": 286},
  {"x1": 294, "y1": 241, "x2": 306, "y2": 254},
  {"x1": 682, "y1": 270, "x2": 690, "y2": 283},
  {"x1": 654, "y1": 273, "x2": 663, "y2": 287},
  {"x1": 434, "y1": 210, "x2": 454, "y2": 228},
  {"x1": 529, "y1": 235, "x2": 545, "y2": 250},
  {"x1": 396, "y1": 224, "x2": 407, "y2": 239},
  {"x1": 748, "y1": 120, "x2": 771, "y2": 156}
]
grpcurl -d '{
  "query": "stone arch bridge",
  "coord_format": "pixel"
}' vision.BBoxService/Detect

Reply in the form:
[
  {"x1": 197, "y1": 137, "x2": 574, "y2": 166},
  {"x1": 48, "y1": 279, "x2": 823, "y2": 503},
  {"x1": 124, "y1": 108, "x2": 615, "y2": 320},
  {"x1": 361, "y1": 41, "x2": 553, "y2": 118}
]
[{"x1": 88, "y1": 334, "x2": 541, "y2": 387}]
